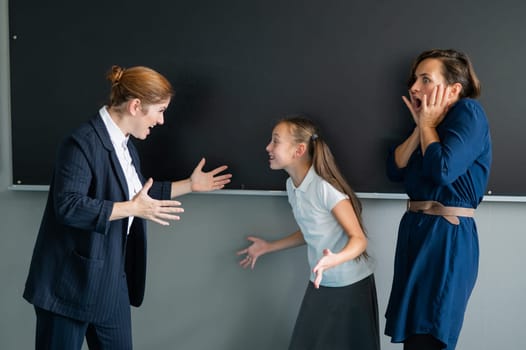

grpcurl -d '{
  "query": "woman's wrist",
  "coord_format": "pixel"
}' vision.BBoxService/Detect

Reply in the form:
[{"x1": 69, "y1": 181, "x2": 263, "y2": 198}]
[{"x1": 171, "y1": 178, "x2": 193, "y2": 198}]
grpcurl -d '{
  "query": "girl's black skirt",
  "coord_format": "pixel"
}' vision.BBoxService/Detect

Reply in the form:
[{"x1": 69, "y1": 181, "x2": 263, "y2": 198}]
[{"x1": 289, "y1": 274, "x2": 380, "y2": 350}]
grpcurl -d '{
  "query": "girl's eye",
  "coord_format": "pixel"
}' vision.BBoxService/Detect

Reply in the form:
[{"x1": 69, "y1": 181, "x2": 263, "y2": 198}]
[{"x1": 423, "y1": 77, "x2": 430, "y2": 83}]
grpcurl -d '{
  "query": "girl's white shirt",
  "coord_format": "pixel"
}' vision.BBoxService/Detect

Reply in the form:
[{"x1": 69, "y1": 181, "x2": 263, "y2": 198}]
[{"x1": 286, "y1": 166, "x2": 374, "y2": 287}]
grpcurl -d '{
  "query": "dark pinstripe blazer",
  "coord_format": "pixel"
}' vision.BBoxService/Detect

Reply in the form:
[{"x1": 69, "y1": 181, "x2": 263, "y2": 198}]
[{"x1": 23, "y1": 114, "x2": 172, "y2": 323}]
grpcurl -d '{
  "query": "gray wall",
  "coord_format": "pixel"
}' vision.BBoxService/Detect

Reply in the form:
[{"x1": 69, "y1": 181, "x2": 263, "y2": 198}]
[{"x1": 1, "y1": 2, "x2": 525, "y2": 349}]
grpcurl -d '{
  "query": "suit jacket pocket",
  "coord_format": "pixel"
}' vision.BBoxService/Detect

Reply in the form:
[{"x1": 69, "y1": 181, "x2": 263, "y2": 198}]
[{"x1": 55, "y1": 250, "x2": 104, "y2": 309}]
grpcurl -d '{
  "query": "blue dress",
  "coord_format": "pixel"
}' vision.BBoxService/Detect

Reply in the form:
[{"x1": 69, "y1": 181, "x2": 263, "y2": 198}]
[{"x1": 384, "y1": 98, "x2": 492, "y2": 349}]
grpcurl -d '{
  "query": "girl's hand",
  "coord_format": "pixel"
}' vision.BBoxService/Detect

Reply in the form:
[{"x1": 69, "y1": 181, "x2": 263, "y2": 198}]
[
  {"x1": 236, "y1": 236, "x2": 269, "y2": 270},
  {"x1": 312, "y1": 248, "x2": 339, "y2": 289}
]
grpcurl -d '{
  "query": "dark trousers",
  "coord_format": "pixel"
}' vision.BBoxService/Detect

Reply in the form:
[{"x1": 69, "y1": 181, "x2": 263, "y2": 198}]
[{"x1": 34, "y1": 278, "x2": 132, "y2": 350}]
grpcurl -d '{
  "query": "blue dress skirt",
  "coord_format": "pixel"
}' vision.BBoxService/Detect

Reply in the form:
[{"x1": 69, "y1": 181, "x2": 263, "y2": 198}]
[{"x1": 384, "y1": 211, "x2": 479, "y2": 349}]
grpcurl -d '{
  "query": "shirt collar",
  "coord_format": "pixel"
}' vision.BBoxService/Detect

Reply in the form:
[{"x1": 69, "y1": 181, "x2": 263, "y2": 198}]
[
  {"x1": 292, "y1": 166, "x2": 316, "y2": 193},
  {"x1": 99, "y1": 106, "x2": 129, "y2": 148}
]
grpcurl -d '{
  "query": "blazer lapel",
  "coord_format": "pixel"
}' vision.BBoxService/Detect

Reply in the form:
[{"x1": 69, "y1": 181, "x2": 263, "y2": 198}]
[
  {"x1": 90, "y1": 116, "x2": 129, "y2": 199},
  {"x1": 127, "y1": 141, "x2": 145, "y2": 184}
]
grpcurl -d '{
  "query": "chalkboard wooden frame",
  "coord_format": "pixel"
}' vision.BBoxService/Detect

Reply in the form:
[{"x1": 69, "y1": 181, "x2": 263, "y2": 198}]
[{"x1": 8, "y1": 0, "x2": 526, "y2": 196}]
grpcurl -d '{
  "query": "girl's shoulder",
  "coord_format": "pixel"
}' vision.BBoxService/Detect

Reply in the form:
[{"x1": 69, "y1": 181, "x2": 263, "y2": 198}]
[{"x1": 314, "y1": 176, "x2": 349, "y2": 209}]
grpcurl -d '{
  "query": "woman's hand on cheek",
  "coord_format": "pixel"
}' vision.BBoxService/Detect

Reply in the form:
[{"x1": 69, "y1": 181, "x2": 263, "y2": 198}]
[
  {"x1": 420, "y1": 85, "x2": 450, "y2": 128},
  {"x1": 402, "y1": 94, "x2": 419, "y2": 126}
]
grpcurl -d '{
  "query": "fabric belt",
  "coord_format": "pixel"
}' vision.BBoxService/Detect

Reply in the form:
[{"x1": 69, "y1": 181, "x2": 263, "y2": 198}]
[{"x1": 407, "y1": 200, "x2": 475, "y2": 225}]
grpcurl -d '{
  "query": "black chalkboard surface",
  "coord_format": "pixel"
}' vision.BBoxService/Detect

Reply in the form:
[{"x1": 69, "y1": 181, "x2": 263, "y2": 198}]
[{"x1": 8, "y1": 0, "x2": 526, "y2": 195}]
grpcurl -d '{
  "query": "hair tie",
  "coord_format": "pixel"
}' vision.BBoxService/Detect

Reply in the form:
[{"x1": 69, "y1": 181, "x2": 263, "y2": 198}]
[
  {"x1": 311, "y1": 133, "x2": 318, "y2": 141},
  {"x1": 112, "y1": 67, "x2": 125, "y2": 87}
]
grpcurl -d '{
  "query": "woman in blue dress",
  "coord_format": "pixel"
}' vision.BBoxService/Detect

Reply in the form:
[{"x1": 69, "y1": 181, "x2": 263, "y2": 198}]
[{"x1": 384, "y1": 49, "x2": 492, "y2": 350}]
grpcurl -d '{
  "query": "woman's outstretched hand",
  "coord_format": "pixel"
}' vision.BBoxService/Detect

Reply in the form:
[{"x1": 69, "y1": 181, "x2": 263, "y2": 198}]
[
  {"x1": 133, "y1": 178, "x2": 184, "y2": 225},
  {"x1": 190, "y1": 158, "x2": 232, "y2": 192}
]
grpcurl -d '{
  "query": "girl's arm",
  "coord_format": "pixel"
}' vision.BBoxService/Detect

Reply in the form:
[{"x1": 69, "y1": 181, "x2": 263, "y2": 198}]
[
  {"x1": 237, "y1": 230, "x2": 306, "y2": 269},
  {"x1": 312, "y1": 199, "x2": 368, "y2": 288}
]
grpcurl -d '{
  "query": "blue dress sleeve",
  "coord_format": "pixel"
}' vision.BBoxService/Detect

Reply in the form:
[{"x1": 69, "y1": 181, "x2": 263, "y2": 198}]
[
  {"x1": 422, "y1": 99, "x2": 490, "y2": 186},
  {"x1": 386, "y1": 145, "x2": 405, "y2": 182}
]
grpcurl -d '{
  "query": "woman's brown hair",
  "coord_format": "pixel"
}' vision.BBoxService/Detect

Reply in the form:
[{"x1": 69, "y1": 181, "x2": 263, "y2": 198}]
[
  {"x1": 106, "y1": 65, "x2": 175, "y2": 109},
  {"x1": 407, "y1": 49, "x2": 481, "y2": 99}
]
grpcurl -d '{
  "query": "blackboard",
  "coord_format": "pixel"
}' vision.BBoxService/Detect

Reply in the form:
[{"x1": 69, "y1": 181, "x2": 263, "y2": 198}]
[{"x1": 8, "y1": 0, "x2": 526, "y2": 195}]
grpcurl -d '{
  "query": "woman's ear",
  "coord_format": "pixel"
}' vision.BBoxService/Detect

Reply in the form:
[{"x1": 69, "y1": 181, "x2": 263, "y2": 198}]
[
  {"x1": 449, "y1": 82, "x2": 463, "y2": 99},
  {"x1": 128, "y1": 98, "x2": 142, "y2": 116}
]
